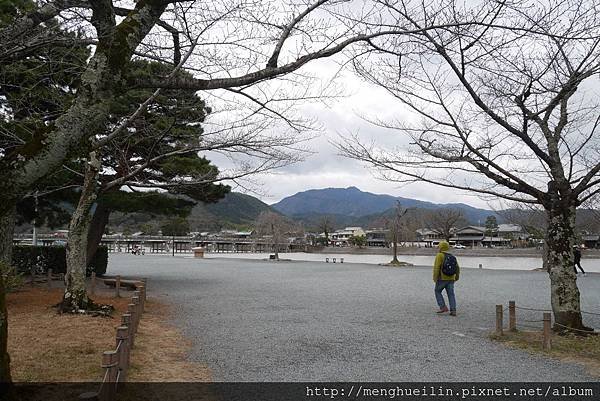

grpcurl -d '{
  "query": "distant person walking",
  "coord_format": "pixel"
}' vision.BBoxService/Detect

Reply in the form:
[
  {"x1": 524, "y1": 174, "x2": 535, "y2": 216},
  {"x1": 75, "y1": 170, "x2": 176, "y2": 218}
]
[
  {"x1": 573, "y1": 246, "x2": 586, "y2": 276},
  {"x1": 433, "y1": 241, "x2": 460, "y2": 316}
]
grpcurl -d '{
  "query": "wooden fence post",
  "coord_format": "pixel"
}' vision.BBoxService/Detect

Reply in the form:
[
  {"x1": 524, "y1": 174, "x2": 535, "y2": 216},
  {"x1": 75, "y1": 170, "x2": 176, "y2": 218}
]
[
  {"x1": 543, "y1": 312, "x2": 552, "y2": 351},
  {"x1": 115, "y1": 275, "x2": 121, "y2": 298},
  {"x1": 99, "y1": 351, "x2": 118, "y2": 401},
  {"x1": 132, "y1": 296, "x2": 141, "y2": 329},
  {"x1": 496, "y1": 305, "x2": 503, "y2": 336},
  {"x1": 137, "y1": 285, "x2": 145, "y2": 311},
  {"x1": 127, "y1": 304, "x2": 137, "y2": 336},
  {"x1": 91, "y1": 272, "x2": 96, "y2": 296},
  {"x1": 122, "y1": 314, "x2": 133, "y2": 348},
  {"x1": 509, "y1": 301, "x2": 516, "y2": 332},
  {"x1": 116, "y1": 326, "x2": 130, "y2": 381},
  {"x1": 47, "y1": 268, "x2": 53, "y2": 290},
  {"x1": 142, "y1": 278, "x2": 147, "y2": 301}
]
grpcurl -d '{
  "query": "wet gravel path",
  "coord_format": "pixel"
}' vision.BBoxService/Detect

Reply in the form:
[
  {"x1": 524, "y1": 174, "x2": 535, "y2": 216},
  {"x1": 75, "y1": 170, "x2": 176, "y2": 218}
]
[{"x1": 109, "y1": 254, "x2": 600, "y2": 381}]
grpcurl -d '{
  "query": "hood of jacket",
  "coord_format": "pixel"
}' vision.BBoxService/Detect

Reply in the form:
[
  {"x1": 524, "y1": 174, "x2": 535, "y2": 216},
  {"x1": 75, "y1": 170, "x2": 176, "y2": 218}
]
[{"x1": 438, "y1": 241, "x2": 450, "y2": 252}]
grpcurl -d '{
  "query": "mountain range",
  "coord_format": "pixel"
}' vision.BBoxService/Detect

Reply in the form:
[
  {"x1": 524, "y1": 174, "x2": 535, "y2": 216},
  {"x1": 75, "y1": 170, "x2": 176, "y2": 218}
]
[
  {"x1": 270, "y1": 186, "x2": 498, "y2": 226},
  {"x1": 107, "y1": 186, "x2": 500, "y2": 232}
]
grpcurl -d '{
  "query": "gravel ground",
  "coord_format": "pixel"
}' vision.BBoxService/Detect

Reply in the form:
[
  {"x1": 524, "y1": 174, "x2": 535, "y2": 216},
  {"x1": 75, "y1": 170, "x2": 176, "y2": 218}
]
[{"x1": 109, "y1": 253, "x2": 600, "y2": 381}]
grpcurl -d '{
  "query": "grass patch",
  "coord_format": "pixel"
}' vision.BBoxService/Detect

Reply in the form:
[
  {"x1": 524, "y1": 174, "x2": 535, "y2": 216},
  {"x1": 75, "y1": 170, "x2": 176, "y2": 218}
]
[
  {"x1": 7, "y1": 286, "x2": 210, "y2": 382},
  {"x1": 492, "y1": 330, "x2": 600, "y2": 377}
]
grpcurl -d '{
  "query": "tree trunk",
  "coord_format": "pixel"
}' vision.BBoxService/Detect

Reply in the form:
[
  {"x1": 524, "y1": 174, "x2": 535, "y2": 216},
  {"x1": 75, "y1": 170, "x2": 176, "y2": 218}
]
[
  {"x1": 86, "y1": 202, "x2": 111, "y2": 266},
  {"x1": 61, "y1": 154, "x2": 101, "y2": 313},
  {"x1": 0, "y1": 204, "x2": 16, "y2": 383},
  {"x1": 545, "y1": 205, "x2": 591, "y2": 333},
  {"x1": 391, "y1": 232, "x2": 399, "y2": 264}
]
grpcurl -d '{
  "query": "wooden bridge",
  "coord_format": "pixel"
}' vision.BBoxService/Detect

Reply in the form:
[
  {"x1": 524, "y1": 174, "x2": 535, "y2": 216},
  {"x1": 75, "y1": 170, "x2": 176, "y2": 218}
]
[{"x1": 13, "y1": 234, "x2": 308, "y2": 254}]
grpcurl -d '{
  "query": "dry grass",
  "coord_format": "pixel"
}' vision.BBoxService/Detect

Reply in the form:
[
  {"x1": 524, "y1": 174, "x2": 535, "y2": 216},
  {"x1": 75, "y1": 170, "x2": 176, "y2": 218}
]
[
  {"x1": 7, "y1": 285, "x2": 211, "y2": 382},
  {"x1": 128, "y1": 300, "x2": 211, "y2": 381},
  {"x1": 492, "y1": 330, "x2": 600, "y2": 377}
]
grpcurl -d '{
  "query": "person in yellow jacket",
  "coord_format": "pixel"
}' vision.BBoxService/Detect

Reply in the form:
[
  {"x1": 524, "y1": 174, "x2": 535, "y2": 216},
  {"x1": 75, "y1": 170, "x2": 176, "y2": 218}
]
[{"x1": 433, "y1": 241, "x2": 460, "y2": 316}]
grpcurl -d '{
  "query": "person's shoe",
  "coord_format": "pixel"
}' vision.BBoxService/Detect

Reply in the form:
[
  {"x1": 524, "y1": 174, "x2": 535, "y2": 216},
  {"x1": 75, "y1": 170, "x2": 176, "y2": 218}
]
[
  {"x1": 449, "y1": 311, "x2": 457, "y2": 316},
  {"x1": 436, "y1": 306, "x2": 449, "y2": 313}
]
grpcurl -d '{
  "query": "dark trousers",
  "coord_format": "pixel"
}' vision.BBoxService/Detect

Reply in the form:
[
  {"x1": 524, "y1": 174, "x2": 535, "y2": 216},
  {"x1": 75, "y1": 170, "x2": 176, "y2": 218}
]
[{"x1": 574, "y1": 261, "x2": 585, "y2": 274}]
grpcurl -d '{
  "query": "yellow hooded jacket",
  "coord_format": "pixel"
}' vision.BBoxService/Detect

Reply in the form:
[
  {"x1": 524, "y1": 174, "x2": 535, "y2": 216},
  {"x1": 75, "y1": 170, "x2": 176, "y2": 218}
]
[{"x1": 433, "y1": 241, "x2": 460, "y2": 282}]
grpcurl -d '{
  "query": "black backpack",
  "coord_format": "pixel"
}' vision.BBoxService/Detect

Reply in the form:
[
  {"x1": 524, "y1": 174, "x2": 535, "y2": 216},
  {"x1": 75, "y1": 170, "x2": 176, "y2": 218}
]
[{"x1": 442, "y1": 253, "x2": 458, "y2": 276}]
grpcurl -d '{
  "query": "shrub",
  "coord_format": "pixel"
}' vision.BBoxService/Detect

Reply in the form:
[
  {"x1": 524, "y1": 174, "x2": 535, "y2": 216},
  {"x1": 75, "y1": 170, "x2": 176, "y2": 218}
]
[
  {"x1": 12, "y1": 245, "x2": 109, "y2": 277},
  {"x1": 0, "y1": 261, "x2": 24, "y2": 292}
]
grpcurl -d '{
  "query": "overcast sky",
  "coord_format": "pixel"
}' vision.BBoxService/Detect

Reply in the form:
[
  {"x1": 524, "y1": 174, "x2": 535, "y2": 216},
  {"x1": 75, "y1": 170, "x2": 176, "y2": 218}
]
[{"x1": 206, "y1": 58, "x2": 498, "y2": 210}]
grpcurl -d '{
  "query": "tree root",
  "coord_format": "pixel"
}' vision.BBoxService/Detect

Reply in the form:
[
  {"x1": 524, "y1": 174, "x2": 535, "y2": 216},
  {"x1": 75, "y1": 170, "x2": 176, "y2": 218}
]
[{"x1": 56, "y1": 297, "x2": 115, "y2": 317}]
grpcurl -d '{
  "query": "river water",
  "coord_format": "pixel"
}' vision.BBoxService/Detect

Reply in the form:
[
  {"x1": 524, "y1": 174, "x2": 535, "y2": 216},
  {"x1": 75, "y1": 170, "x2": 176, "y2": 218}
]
[{"x1": 207, "y1": 252, "x2": 600, "y2": 273}]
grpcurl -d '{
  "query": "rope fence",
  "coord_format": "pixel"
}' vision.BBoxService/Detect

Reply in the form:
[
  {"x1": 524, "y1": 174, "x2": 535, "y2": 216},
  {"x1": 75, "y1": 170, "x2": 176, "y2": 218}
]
[
  {"x1": 79, "y1": 279, "x2": 147, "y2": 401},
  {"x1": 495, "y1": 300, "x2": 598, "y2": 351}
]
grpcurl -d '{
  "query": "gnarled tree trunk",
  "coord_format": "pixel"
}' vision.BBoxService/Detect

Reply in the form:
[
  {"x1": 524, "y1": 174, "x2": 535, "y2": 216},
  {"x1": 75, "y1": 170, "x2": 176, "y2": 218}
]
[
  {"x1": 86, "y1": 202, "x2": 111, "y2": 266},
  {"x1": 0, "y1": 204, "x2": 16, "y2": 383},
  {"x1": 545, "y1": 204, "x2": 590, "y2": 332},
  {"x1": 61, "y1": 153, "x2": 101, "y2": 313}
]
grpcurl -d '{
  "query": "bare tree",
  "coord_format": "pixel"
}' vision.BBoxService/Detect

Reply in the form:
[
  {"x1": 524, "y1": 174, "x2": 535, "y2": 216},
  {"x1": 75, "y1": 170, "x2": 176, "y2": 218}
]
[
  {"x1": 425, "y1": 208, "x2": 465, "y2": 242},
  {"x1": 0, "y1": 0, "x2": 404, "y2": 380},
  {"x1": 317, "y1": 215, "x2": 335, "y2": 245},
  {"x1": 339, "y1": 0, "x2": 600, "y2": 331},
  {"x1": 385, "y1": 201, "x2": 408, "y2": 266},
  {"x1": 254, "y1": 211, "x2": 292, "y2": 260}
]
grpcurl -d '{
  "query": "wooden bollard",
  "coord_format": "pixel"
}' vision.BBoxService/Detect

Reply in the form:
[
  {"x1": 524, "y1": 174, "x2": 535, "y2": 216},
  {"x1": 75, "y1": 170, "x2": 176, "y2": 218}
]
[
  {"x1": 121, "y1": 314, "x2": 134, "y2": 348},
  {"x1": 47, "y1": 268, "x2": 53, "y2": 289},
  {"x1": 132, "y1": 296, "x2": 141, "y2": 325},
  {"x1": 142, "y1": 278, "x2": 147, "y2": 301},
  {"x1": 127, "y1": 304, "x2": 138, "y2": 335},
  {"x1": 91, "y1": 272, "x2": 96, "y2": 296},
  {"x1": 496, "y1": 305, "x2": 504, "y2": 336},
  {"x1": 509, "y1": 301, "x2": 516, "y2": 332},
  {"x1": 137, "y1": 285, "x2": 145, "y2": 311},
  {"x1": 116, "y1": 326, "x2": 130, "y2": 381},
  {"x1": 543, "y1": 312, "x2": 552, "y2": 351},
  {"x1": 99, "y1": 351, "x2": 118, "y2": 401},
  {"x1": 115, "y1": 275, "x2": 121, "y2": 298}
]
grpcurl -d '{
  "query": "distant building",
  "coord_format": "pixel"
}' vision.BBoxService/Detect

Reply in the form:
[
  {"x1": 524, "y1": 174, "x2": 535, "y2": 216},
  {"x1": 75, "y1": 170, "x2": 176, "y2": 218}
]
[
  {"x1": 331, "y1": 227, "x2": 366, "y2": 246},
  {"x1": 416, "y1": 229, "x2": 445, "y2": 245},
  {"x1": 582, "y1": 234, "x2": 600, "y2": 249},
  {"x1": 365, "y1": 229, "x2": 389, "y2": 247}
]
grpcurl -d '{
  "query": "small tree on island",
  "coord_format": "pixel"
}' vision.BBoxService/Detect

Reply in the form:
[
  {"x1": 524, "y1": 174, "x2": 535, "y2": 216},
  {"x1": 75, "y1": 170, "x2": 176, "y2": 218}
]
[
  {"x1": 386, "y1": 202, "x2": 408, "y2": 266},
  {"x1": 254, "y1": 211, "x2": 292, "y2": 260},
  {"x1": 317, "y1": 216, "x2": 335, "y2": 246}
]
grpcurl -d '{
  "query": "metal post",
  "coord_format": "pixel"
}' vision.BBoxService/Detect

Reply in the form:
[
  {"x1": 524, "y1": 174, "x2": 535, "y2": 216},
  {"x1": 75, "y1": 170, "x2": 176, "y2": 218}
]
[
  {"x1": 115, "y1": 275, "x2": 121, "y2": 298},
  {"x1": 509, "y1": 301, "x2": 516, "y2": 332},
  {"x1": 33, "y1": 191, "x2": 38, "y2": 247},
  {"x1": 91, "y1": 272, "x2": 96, "y2": 296},
  {"x1": 543, "y1": 313, "x2": 552, "y2": 351},
  {"x1": 496, "y1": 305, "x2": 503, "y2": 336},
  {"x1": 47, "y1": 268, "x2": 53, "y2": 290}
]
